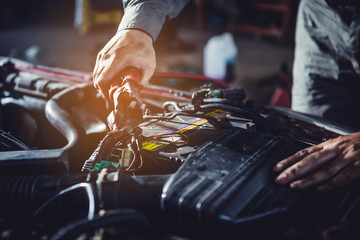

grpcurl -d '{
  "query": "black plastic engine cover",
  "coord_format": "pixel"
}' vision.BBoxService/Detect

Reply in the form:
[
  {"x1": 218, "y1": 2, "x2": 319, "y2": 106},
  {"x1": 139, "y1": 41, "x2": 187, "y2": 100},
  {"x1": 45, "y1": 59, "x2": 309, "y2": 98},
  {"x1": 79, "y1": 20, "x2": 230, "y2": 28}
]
[{"x1": 161, "y1": 127, "x2": 301, "y2": 238}]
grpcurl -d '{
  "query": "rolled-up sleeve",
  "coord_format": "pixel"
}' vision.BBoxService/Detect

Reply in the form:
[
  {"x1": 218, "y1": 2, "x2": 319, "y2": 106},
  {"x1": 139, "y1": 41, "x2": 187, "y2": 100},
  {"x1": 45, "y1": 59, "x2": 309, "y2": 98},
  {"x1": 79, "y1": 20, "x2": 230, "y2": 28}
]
[{"x1": 119, "y1": 0, "x2": 189, "y2": 40}]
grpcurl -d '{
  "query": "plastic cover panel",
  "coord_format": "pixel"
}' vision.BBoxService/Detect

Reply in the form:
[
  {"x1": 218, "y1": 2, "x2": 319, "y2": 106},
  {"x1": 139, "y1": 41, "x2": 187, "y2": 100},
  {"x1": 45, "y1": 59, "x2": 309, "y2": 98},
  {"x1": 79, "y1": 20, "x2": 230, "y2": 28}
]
[{"x1": 161, "y1": 127, "x2": 300, "y2": 235}]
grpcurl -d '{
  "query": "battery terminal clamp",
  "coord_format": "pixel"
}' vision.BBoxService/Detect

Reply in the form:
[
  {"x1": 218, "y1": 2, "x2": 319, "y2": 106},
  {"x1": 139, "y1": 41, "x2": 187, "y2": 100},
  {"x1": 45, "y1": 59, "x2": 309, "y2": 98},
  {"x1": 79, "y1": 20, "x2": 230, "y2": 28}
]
[{"x1": 107, "y1": 67, "x2": 146, "y2": 130}]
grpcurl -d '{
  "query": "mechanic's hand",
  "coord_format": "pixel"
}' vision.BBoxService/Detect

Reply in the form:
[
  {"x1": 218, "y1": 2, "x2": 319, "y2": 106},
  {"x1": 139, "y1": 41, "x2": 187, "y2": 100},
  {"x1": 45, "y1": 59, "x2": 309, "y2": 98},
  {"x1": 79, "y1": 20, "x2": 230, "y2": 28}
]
[
  {"x1": 107, "y1": 81, "x2": 145, "y2": 130},
  {"x1": 273, "y1": 132, "x2": 360, "y2": 191},
  {"x1": 93, "y1": 29, "x2": 156, "y2": 97}
]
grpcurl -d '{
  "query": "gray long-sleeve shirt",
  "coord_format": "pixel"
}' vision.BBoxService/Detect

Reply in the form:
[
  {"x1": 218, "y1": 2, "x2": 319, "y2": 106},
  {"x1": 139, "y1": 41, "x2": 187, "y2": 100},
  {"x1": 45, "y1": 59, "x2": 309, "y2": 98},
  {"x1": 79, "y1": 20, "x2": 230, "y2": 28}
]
[
  {"x1": 292, "y1": 0, "x2": 360, "y2": 129},
  {"x1": 118, "y1": 0, "x2": 189, "y2": 40}
]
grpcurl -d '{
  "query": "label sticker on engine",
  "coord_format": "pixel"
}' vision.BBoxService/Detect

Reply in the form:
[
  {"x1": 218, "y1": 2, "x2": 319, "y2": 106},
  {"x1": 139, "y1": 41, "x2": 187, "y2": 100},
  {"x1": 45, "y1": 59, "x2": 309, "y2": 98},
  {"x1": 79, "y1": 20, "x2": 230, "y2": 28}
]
[
  {"x1": 142, "y1": 110, "x2": 231, "y2": 151},
  {"x1": 142, "y1": 140, "x2": 166, "y2": 151}
]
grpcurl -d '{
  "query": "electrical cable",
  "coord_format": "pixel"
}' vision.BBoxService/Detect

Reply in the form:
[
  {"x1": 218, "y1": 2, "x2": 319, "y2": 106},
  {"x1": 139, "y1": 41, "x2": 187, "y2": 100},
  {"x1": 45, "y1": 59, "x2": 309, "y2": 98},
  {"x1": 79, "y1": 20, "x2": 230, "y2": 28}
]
[
  {"x1": 126, "y1": 136, "x2": 143, "y2": 173},
  {"x1": 163, "y1": 101, "x2": 185, "y2": 112},
  {"x1": 197, "y1": 103, "x2": 273, "y2": 131},
  {"x1": 104, "y1": 135, "x2": 129, "y2": 162},
  {"x1": 0, "y1": 129, "x2": 30, "y2": 151},
  {"x1": 82, "y1": 130, "x2": 125, "y2": 172},
  {"x1": 125, "y1": 141, "x2": 137, "y2": 172}
]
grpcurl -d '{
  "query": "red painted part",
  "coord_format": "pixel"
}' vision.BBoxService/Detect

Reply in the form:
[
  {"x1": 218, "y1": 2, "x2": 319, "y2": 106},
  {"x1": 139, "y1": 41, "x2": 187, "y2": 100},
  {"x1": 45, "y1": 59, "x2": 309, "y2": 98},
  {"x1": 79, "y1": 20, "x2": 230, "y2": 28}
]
[
  {"x1": 108, "y1": 67, "x2": 142, "y2": 102},
  {"x1": 14, "y1": 63, "x2": 229, "y2": 90},
  {"x1": 13, "y1": 60, "x2": 229, "y2": 95},
  {"x1": 121, "y1": 67, "x2": 142, "y2": 89},
  {"x1": 15, "y1": 64, "x2": 92, "y2": 83}
]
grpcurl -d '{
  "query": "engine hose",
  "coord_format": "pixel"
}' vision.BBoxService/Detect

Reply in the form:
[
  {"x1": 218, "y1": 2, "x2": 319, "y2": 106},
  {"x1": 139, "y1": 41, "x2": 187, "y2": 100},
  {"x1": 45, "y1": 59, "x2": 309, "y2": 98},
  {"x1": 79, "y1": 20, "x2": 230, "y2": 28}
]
[
  {"x1": 50, "y1": 209, "x2": 149, "y2": 240},
  {"x1": 0, "y1": 175, "x2": 41, "y2": 218},
  {"x1": 0, "y1": 173, "x2": 88, "y2": 219},
  {"x1": 45, "y1": 83, "x2": 92, "y2": 165}
]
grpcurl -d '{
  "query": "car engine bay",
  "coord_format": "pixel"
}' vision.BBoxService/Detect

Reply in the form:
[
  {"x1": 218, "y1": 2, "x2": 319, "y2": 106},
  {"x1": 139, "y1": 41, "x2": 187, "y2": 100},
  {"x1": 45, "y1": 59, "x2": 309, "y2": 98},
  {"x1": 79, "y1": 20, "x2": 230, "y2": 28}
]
[{"x1": 0, "y1": 57, "x2": 359, "y2": 240}]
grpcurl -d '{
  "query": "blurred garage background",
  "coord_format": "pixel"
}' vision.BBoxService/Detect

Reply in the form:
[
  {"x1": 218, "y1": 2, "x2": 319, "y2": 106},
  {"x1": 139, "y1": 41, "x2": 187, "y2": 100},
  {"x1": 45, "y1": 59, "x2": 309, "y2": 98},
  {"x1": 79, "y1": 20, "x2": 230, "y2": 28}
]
[{"x1": 0, "y1": 0, "x2": 299, "y2": 105}]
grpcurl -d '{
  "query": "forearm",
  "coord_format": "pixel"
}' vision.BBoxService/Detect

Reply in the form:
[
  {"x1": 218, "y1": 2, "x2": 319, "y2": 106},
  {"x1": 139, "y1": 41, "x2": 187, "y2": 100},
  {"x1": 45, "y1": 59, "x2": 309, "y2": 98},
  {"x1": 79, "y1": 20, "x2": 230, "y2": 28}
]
[{"x1": 119, "y1": 0, "x2": 189, "y2": 40}]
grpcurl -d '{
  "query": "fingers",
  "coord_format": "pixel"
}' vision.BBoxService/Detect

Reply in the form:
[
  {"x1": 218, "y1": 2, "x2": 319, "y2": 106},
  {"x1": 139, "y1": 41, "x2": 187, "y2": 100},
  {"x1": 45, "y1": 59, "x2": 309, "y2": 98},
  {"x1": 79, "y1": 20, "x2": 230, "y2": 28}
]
[
  {"x1": 274, "y1": 132, "x2": 360, "y2": 191},
  {"x1": 94, "y1": 52, "x2": 123, "y2": 97},
  {"x1": 289, "y1": 152, "x2": 353, "y2": 189},
  {"x1": 273, "y1": 148, "x2": 312, "y2": 172},
  {"x1": 273, "y1": 144, "x2": 324, "y2": 173},
  {"x1": 275, "y1": 146, "x2": 340, "y2": 185},
  {"x1": 107, "y1": 110, "x2": 121, "y2": 130},
  {"x1": 316, "y1": 160, "x2": 360, "y2": 191},
  {"x1": 140, "y1": 62, "x2": 155, "y2": 87},
  {"x1": 93, "y1": 29, "x2": 156, "y2": 97}
]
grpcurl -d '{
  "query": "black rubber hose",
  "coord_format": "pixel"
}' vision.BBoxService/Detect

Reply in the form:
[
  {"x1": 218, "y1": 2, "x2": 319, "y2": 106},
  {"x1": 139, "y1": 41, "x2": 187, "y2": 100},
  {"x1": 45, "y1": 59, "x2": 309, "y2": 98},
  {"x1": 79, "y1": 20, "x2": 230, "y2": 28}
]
[
  {"x1": 0, "y1": 173, "x2": 88, "y2": 219},
  {"x1": 0, "y1": 175, "x2": 41, "y2": 217},
  {"x1": 50, "y1": 209, "x2": 149, "y2": 240},
  {"x1": 45, "y1": 83, "x2": 92, "y2": 163}
]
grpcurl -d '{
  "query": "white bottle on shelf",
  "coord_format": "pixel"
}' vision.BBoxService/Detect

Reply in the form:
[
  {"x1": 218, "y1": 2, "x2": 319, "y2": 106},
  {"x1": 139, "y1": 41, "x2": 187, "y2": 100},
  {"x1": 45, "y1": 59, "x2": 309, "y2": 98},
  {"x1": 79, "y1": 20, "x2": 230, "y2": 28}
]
[{"x1": 203, "y1": 32, "x2": 237, "y2": 83}]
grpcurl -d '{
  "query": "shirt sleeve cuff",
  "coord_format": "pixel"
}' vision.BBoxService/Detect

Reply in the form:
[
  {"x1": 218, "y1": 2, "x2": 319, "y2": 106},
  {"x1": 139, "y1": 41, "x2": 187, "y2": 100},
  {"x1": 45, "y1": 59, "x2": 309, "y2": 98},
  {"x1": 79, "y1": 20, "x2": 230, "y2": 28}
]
[{"x1": 118, "y1": 2, "x2": 167, "y2": 41}]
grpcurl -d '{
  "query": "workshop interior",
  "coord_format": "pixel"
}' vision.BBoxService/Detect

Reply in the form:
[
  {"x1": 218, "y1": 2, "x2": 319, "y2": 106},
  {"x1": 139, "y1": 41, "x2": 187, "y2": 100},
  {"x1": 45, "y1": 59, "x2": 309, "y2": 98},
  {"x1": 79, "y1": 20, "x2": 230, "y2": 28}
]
[{"x1": 0, "y1": 1, "x2": 360, "y2": 240}]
